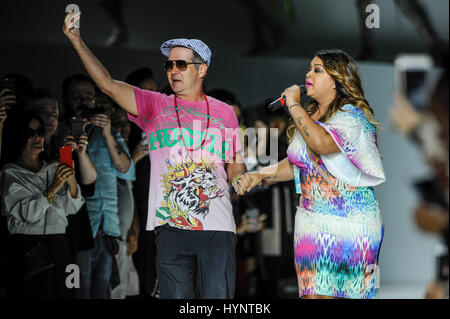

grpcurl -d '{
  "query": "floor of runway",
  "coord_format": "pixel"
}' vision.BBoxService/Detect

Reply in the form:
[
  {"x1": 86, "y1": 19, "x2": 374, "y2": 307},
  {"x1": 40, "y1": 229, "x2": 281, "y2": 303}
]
[{"x1": 378, "y1": 282, "x2": 430, "y2": 299}]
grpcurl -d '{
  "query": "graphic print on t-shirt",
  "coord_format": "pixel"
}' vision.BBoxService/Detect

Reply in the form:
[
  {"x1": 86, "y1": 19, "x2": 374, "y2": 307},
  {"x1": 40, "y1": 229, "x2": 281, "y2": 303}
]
[{"x1": 156, "y1": 156, "x2": 224, "y2": 230}]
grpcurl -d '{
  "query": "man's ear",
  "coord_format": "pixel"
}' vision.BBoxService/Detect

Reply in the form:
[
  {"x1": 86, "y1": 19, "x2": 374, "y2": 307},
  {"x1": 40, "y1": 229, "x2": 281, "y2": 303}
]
[{"x1": 198, "y1": 64, "x2": 208, "y2": 79}]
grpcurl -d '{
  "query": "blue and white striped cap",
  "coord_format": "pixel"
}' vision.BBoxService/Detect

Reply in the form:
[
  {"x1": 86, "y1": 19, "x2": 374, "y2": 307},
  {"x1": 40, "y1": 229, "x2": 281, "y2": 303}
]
[{"x1": 160, "y1": 38, "x2": 212, "y2": 67}]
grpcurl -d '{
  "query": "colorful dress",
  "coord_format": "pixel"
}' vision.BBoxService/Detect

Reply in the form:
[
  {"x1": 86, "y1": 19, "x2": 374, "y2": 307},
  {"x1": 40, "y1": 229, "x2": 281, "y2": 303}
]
[{"x1": 287, "y1": 104, "x2": 386, "y2": 299}]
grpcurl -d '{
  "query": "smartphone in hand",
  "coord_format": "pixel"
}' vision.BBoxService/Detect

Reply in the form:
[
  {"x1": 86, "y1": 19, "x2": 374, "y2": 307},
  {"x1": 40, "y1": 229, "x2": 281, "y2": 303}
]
[
  {"x1": 394, "y1": 54, "x2": 434, "y2": 111},
  {"x1": 71, "y1": 116, "x2": 84, "y2": 139},
  {"x1": 59, "y1": 146, "x2": 73, "y2": 168}
]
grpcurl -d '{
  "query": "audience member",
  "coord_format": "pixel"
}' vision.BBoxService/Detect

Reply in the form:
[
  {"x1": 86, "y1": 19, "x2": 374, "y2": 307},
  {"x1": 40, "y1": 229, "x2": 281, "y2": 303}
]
[
  {"x1": 391, "y1": 58, "x2": 449, "y2": 298},
  {"x1": 0, "y1": 73, "x2": 34, "y2": 166},
  {"x1": 61, "y1": 74, "x2": 96, "y2": 124},
  {"x1": 0, "y1": 112, "x2": 84, "y2": 298},
  {"x1": 29, "y1": 88, "x2": 61, "y2": 161},
  {"x1": 74, "y1": 91, "x2": 135, "y2": 299}
]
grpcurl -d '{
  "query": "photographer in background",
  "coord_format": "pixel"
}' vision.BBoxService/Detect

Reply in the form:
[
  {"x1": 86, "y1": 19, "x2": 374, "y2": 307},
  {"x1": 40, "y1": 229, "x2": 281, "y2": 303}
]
[
  {"x1": 74, "y1": 91, "x2": 135, "y2": 299},
  {"x1": 391, "y1": 56, "x2": 449, "y2": 299}
]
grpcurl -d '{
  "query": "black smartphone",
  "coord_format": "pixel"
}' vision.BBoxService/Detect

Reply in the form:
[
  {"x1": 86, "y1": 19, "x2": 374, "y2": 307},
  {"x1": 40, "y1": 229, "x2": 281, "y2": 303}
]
[
  {"x1": 71, "y1": 116, "x2": 84, "y2": 139},
  {"x1": 0, "y1": 76, "x2": 15, "y2": 94}
]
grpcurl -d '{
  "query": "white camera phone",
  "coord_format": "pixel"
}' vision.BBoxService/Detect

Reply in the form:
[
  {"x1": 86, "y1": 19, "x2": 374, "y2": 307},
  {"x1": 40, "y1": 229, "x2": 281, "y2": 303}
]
[{"x1": 394, "y1": 54, "x2": 434, "y2": 111}]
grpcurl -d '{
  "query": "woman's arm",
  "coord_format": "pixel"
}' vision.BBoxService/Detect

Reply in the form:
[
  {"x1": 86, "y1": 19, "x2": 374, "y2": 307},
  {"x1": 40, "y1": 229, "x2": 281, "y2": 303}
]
[
  {"x1": 76, "y1": 133, "x2": 97, "y2": 185},
  {"x1": 283, "y1": 85, "x2": 339, "y2": 155},
  {"x1": 63, "y1": 133, "x2": 97, "y2": 185},
  {"x1": 259, "y1": 157, "x2": 294, "y2": 185},
  {"x1": 236, "y1": 157, "x2": 294, "y2": 194}
]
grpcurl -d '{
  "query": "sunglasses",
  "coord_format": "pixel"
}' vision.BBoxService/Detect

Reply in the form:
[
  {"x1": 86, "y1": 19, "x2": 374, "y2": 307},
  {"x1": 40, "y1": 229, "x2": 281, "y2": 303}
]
[
  {"x1": 27, "y1": 127, "x2": 46, "y2": 138},
  {"x1": 164, "y1": 60, "x2": 202, "y2": 72}
]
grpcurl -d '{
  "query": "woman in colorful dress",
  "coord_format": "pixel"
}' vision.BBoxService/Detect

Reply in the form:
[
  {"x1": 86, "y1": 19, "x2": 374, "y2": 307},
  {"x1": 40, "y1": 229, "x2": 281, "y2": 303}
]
[{"x1": 236, "y1": 49, "x2": 386, "y2": 299}]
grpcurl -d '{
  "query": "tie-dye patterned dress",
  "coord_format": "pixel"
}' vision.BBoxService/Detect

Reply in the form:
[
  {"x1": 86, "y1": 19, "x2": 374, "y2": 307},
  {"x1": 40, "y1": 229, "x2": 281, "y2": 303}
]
[{"x1": 287, "y1": 104, "x2": 386, "y2": 299}]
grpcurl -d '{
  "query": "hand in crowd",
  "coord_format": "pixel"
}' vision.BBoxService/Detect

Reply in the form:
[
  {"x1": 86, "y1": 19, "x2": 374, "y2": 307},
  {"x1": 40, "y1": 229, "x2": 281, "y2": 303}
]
[
  {"x1": 233, "y1": 172, "x2": 263, "y2": 195},
  {"x1": 414, "y1": 202, "x2": 449, "y2": 233},
  {"x1": 254, "y1": 120, "x2": 269, "y2": 139},
  {"x1": 90, "y1": 114, "x2": 111, "y2": 137},
  {"x1": 62, "y1": 9, "x2": 82, "y2": 44},
  {"x1": 64, "y1": 133, "x2": 89, "y2": 156},
  {"x1": 0, "y1": 89, "x2": 16, "y2": 125},
  {"x1": 126, "y1": 233, "x2": 138, "y2": 256},
  {"x1": 49, "y1": 164, "x2": 77, "y2": 195},
  {"x1": 0, "y1": 106, "x2": 6, "y2": 126},
  {"x1": 391, "y1": 92, "x2": 424, "y2": 135},
  {"x1": 132, "y1": 143, "x2": 148, "y2": 164},
  {"x1": 236, "y1": 213, "x2": 267, "y2": 235}
]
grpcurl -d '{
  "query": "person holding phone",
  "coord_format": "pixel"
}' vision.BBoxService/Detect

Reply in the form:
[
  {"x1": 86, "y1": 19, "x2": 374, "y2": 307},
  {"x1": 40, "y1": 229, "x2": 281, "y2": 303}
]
[
  {"x1": 237, "y1": 49, "x2": 386, "y2": 299},
  {"x1": 0, "y1": 111, "x2": 85, "y2": 298},
  {"x1": 63, "y1": 8, "x2": 246, "y2": 299},
  {"x1": 391, "y1": 58, "x2": 449, "y2": 299},
  {"x1": 0, "y1": 87, "x2": 17, "y2": 165},
  {"x1": 70, "y1": 91, "x2": 135, "y2": 299}
]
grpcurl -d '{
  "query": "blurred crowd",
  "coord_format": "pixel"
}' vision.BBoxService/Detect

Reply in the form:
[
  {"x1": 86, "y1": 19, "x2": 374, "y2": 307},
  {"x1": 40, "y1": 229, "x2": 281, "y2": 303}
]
[
  {"x1": 0, "y1": 68, "x2": 300, "y2": 299},
  {"x1": 391, "y1": 54, "x2": 449, "y2": 298}
]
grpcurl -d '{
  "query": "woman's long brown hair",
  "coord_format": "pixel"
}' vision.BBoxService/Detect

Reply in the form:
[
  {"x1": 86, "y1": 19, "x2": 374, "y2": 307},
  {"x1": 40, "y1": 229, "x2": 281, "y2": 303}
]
[{"x1": 286, "y1": 49, "x2": 380, "y2": 142}]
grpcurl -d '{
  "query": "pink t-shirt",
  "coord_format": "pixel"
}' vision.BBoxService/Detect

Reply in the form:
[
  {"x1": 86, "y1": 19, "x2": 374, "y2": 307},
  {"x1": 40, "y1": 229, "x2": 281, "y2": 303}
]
[{"x1": 128, "y1": 87, "x2": 241, "y2": 233}]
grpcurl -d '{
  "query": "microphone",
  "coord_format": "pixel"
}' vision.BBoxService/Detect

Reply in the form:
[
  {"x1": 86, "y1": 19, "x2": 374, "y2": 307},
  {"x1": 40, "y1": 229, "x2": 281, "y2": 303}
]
[{"x1": 268, "y1": 85, "x2": 307, "y2": 111}]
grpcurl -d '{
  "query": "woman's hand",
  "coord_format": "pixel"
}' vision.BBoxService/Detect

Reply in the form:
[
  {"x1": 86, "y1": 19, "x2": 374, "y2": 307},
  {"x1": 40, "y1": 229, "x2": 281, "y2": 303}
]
[
  {"x1": 63, "y1": 133, "x2": 88, "y2": 156},
  {"x1": 63, "y1": 134, "x2": 77, "y2": 150},
  {"x1": 233, "y1": 171, "x2": 263, "y2": 195},
  {"x1": 76, "y1": 133, "x2": 89, "y2": 156},
  {"x1": 65, "y1": 167, "x2": 78, "y2": 188},
  {"x1": 0, "y1": 88, "x2": 16, "y2": 114},
  {"x1": 48, "y1": 164, "x2": 75, "y2": 195},
  {"x1": 90, "y1": 114, "x2": 112, "y2": 137},
  {"x1": 0, "y1": 106, "x2": 7, "y2": 126},
  {"x1": 282, "y1": 85, "x2": 302, "y2": 110},
  {"x1": 62, "y1": 9, "x2": 82, "y2": 45},
  {"x1": 391, "y1": 92, "x2": 423, "y2": 135}
]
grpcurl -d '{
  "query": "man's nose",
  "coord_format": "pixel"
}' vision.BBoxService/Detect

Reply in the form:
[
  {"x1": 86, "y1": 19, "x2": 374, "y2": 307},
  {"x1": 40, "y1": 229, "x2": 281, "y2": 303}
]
[{"x1": 171, "y1": 64, "x2": 181, "y2": 73}]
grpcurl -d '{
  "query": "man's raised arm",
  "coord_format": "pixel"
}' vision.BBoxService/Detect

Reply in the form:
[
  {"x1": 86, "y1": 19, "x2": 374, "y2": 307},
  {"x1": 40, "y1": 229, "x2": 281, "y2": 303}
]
[{"x1": 62, "y1": 9, "x2": 138, "y2": 116}]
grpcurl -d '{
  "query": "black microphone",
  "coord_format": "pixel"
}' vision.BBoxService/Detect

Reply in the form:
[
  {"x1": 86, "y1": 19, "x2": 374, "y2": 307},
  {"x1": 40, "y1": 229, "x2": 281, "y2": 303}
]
[{"x1": 268, "y1": 85, "x2": 307, "y2": 111}]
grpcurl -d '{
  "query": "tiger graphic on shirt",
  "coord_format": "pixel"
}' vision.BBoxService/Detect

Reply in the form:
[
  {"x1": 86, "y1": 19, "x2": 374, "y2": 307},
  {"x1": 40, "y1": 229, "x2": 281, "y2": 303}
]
[{"x1": 156, "y1": 158, "x2": 224, "y2": 230}]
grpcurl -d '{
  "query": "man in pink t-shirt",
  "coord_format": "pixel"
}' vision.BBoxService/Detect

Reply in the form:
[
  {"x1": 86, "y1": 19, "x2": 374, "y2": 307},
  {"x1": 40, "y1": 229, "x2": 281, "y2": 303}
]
[{"x1": 63, "y1": 10, "x2": 247, "y2": 299}]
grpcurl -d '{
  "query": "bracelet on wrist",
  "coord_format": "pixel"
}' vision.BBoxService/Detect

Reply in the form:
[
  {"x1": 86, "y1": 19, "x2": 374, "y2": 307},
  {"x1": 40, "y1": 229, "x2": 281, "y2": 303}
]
[
  {"x1": 43, "y1": 190, "x2": 57, "y2": 204},
  {"x1": 288, "y1": 103, "x2": 302, "y2": 110}
]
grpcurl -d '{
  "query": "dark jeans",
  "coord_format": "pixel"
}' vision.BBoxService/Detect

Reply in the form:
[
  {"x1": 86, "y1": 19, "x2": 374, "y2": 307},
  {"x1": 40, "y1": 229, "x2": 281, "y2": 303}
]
[
  {"x1": 155, "y1": 224, "x2": 237, "y2": 299},
  {"x1": 4, "y1": 234, "x2": 72, "y2": 299},
  {"x1": 74, "y1": 231, "x2": 112, "y2": 299}
]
